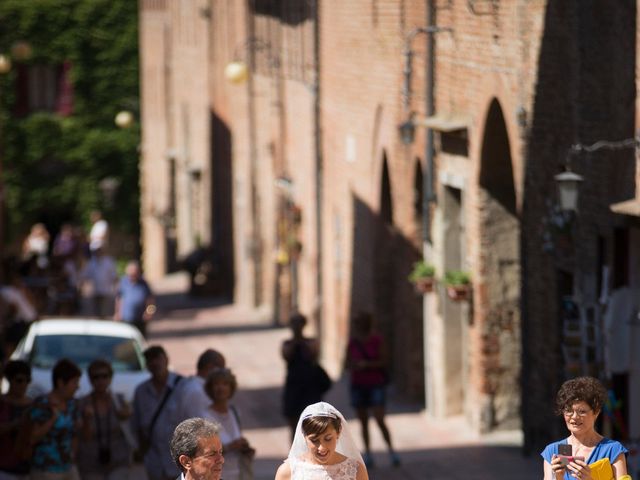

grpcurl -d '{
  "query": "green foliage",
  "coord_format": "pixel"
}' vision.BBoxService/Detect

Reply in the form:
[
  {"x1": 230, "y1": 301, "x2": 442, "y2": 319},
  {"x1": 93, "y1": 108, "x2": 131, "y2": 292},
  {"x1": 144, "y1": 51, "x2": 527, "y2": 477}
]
[
  {"x1": 444, "y1": 269, "x2": 471, "y2": 286},
  {"x1": 408, "y1": 260, "x2": 436, "y2": 282},
  {"x1": 0, "y1": 0, "x2": 140, "y2": 243}
]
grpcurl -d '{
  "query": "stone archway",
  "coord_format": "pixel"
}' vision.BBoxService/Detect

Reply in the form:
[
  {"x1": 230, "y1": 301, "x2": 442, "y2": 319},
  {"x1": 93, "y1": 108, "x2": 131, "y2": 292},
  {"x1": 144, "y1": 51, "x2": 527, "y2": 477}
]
[{"x1": 477, "y1": 98, "x2": 521, "y2": 430}]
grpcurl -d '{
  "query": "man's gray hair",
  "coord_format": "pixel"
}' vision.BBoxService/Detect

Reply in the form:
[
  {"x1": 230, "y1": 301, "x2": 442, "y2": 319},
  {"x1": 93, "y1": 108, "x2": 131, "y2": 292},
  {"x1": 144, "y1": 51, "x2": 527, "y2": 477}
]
[{"x1": 170, "y1": 417, "x2": 220, "y2": 472}]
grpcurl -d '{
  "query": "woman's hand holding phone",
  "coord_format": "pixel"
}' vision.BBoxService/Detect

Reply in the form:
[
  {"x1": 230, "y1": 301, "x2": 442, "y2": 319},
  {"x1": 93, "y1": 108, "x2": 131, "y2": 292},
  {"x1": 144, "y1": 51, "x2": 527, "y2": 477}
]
[{"x1": 564, "y1": 457, "x2": 591, "y2": 479}]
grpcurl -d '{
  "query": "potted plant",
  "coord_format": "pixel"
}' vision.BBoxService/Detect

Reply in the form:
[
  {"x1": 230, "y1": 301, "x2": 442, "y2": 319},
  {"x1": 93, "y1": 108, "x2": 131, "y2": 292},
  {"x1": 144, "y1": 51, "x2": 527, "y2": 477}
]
[
  {"x1": 408, "y1": 261, "x2": 436, "y2": 294},
  {"x1": 444, "y1": 269, "x2": 472, "y2": 301}
]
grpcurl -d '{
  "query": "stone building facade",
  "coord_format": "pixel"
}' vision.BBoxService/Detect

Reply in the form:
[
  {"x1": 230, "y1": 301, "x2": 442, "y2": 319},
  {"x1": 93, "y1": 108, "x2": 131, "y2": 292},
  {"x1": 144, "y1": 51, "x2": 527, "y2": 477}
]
[{"x1": 138, "y1": 0, "x2": 640, "y2": 454}]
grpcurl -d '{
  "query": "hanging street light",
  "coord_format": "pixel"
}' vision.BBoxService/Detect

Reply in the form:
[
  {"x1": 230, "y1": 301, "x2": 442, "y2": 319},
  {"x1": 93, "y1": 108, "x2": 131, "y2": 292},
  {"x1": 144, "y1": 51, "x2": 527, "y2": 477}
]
[{"x1": 554, "y1": 169, "x2": 584, "y2": 212}]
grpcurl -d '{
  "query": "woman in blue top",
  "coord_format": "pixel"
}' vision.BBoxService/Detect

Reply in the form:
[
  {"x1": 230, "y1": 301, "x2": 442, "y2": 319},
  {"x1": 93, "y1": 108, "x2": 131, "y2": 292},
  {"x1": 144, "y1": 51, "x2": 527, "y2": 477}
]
[{"x1": 541, "y1": 376, "x2": 628, "y2": 480}]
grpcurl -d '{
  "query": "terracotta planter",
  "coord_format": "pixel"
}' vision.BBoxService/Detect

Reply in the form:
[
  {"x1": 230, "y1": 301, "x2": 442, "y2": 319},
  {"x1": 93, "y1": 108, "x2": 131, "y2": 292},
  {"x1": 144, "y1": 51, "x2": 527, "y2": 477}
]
[
  {"x1": 446, "y1": 284, "x2": 471, "y2": 301},
  {"x1": 413, "y1": 277, "x2": 435, "y2": 294}
]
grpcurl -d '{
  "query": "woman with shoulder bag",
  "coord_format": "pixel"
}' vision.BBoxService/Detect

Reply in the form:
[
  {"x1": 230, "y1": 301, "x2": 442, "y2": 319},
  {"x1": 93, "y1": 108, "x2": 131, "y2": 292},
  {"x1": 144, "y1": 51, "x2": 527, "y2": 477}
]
[
  {"x1": 201, "y1": 368, "x2": 255, "y2": 480},
  {"x1": 77, "y1": 360, "x2": 135, "y2": 480}
]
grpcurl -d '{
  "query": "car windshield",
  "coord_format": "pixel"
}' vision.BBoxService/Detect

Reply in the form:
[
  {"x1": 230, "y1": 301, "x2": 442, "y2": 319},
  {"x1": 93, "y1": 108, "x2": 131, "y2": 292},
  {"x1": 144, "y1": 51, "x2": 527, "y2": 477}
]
[{"x1": 30, "y1": 334, "x2": 145, "y2": 371}]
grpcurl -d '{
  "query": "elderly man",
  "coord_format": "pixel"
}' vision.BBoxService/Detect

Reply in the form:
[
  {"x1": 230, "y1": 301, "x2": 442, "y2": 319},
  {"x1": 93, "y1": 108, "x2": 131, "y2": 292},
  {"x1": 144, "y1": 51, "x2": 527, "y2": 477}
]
[{"x1": 170, "y1": 418, "x2": 224, "y2": 480}]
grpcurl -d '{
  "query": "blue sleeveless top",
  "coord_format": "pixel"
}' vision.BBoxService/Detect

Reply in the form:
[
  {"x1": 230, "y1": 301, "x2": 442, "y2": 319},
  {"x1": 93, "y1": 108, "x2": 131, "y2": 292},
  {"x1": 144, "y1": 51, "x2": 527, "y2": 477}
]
[{"x1": 541, "y1": 438, "x2": 628, "y2": 480}]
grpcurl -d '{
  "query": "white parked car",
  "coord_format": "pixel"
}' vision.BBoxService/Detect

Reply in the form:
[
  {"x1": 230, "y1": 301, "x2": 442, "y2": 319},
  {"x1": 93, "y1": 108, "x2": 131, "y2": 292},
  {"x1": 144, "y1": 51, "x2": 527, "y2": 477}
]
[{"x1": 9, "y1": 318, "x2": 150, "y2": 402}]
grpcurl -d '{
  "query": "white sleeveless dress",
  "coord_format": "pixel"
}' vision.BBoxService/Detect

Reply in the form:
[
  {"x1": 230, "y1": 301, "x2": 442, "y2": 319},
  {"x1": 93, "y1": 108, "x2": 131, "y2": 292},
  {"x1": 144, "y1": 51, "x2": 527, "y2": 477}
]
[{"x1": 289, "y1": 457, "x2": 360, "y2": 480}]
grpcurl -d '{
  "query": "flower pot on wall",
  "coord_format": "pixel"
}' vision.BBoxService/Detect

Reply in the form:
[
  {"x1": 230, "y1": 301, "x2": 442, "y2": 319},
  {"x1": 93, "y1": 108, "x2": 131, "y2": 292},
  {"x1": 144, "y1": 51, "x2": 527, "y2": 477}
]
[
  {"x1": 413, "y1": 277, "x2": 435, "y2": 294},
  {"x1": 446, "y1": 284, "x2": 471, "y2": 301}
]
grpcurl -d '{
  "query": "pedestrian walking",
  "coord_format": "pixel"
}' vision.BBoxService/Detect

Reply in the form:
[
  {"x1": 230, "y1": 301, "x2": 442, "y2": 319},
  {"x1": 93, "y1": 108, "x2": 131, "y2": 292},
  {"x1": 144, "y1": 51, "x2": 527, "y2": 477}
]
[
  {"x1": 169, "y1": 417, "x2": 224, "y2": 480},
  {"x1": 176, "y1": 348, "x2": 226, "y2": 421},
  {"x1": 88, "y1": 211, "x2": 109, "y2": 255},
  {"x1": 131, "y1": 345, "x2": 184, "y2": 480},
  {"x1": 80, "y1": 246, "x2": 118, "y2": 318},
  {"x1": 541, "y1": 376, "x2": 630, "y2": 480},
  {"x1": 21, "y1": 223, "x2": 50, "y2": 271},
  {"x1": 114, "y1": 260, "x2": 155, "y2": 336},
  {"x1": 28, "y1": 358, "x2": 82, "y2": 480},
  {"x1": 200, "y1": 368, "x2": 254, "y2": 480},
  {"x1": 0, "y1": 360, "x2": 33, "y2": 480},
  {"x1": 281, "y1": 313, "x2": 331, "y2": 441},
  {"x1": 275, "y1": 401, "x2": 369, "y2": 480},
  {"x1": 344, "y1": 311, "x2": 399, "y2": 468},
  {"x1": 77, "y1": 359, "x2": 135, "y2": 480}
]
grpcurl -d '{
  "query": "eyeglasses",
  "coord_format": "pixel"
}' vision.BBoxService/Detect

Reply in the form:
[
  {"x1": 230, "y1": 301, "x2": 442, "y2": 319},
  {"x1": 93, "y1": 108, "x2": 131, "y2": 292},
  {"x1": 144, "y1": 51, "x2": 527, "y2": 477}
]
[
  {"x1": 90, "y1": 373, "x2": 111, "y2": 381},
  {"x1": 563, "y1": 408, "x2": 592, "y2": 417}
]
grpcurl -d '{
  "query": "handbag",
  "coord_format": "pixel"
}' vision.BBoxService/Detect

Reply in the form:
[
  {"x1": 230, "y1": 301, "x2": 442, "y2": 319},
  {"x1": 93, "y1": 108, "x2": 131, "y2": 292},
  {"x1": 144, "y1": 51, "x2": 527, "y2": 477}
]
[
  {"x1": 312, "y1": 363, "x2": 332, "y2": 395},
  {"x1": 230, "y1": 406, "x2": 254, "y2": 480},
  {"x1": 238, "y1": 449, "x2": 255, "y2": 480}
]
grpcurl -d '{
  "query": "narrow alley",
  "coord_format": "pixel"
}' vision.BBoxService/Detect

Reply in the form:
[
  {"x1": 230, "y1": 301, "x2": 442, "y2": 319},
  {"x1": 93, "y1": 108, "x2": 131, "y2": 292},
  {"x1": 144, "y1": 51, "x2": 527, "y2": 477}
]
[{"x1": 149, "y1": 273, "x2": 541, "y2": 480}]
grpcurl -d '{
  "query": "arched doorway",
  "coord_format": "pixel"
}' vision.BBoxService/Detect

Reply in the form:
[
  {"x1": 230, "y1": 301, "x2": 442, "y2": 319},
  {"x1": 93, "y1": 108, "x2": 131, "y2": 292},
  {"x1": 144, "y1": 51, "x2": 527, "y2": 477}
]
[{"x1": 477, "y1": 98, "x2": 521, "y2": 430}]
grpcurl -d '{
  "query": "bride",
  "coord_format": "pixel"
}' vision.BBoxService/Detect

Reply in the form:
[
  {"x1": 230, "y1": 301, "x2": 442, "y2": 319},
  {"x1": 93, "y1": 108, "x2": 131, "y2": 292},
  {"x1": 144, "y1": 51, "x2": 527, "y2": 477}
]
[{"x1": 275, "y1": 402, "x2": 369, "y2": 480}]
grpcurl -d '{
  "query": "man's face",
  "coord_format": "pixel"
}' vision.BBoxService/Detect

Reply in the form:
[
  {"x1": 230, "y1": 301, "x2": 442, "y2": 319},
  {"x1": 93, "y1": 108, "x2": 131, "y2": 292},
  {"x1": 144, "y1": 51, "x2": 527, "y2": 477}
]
[
  {"x1": 184, "y1": 435, "x2": 224, "y2": 480},
  {"x1": 146, "y1": 353, "x2": 169, "y2": 380}
]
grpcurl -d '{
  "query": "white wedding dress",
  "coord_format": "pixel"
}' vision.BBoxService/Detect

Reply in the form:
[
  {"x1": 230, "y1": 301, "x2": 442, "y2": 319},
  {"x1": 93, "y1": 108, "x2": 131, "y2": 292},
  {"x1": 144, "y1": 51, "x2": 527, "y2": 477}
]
[{"x1": 289, "y1": 457, "x2": 360, "y2": 480}]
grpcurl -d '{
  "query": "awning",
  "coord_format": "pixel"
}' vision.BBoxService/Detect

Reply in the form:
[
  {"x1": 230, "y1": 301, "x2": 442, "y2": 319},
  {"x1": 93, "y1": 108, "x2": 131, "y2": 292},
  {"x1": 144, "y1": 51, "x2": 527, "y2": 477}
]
[
  {"x1": 415, "y1": 114, "x2": 469, "y2": 132},
  {"x1": 610, "y1": 197, "x2": 640, "y2": 217}
]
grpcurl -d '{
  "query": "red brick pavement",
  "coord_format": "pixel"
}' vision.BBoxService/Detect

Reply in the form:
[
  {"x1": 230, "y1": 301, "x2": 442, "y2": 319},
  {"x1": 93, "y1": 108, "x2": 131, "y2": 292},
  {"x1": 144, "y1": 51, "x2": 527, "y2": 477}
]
[{"x1": 145, "y1": 273, "x2": 541, "y2": 480}]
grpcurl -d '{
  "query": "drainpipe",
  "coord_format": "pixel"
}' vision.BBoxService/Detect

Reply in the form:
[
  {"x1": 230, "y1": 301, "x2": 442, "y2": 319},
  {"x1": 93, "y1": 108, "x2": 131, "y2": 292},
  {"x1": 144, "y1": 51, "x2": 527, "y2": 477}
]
[{"x1": 312, "y1": 0, "x2": 323, "y2": 335}]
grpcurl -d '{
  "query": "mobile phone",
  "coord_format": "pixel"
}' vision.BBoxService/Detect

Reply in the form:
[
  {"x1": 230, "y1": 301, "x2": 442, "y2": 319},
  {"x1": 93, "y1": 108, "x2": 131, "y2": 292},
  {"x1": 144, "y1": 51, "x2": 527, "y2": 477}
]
[
  {"x1": 557, "y1": 444, "x2": 573, "y2": 467},
  {"x1": 558, "y1": 444, "x2": 572, "y2": 456}
]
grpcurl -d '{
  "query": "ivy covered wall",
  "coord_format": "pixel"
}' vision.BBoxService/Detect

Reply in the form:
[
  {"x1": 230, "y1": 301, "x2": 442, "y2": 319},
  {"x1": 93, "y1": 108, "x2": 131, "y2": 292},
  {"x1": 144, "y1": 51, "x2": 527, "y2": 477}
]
[{"x1": 0, "y1": 0, "x2": 140, "y2": 248}]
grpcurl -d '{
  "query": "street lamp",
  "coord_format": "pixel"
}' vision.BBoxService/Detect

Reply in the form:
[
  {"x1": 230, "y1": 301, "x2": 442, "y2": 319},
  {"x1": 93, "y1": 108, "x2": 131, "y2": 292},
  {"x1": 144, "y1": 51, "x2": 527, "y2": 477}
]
[
  {"x1": 554, "y1": 169, "x2": 584, "y2": 212},
  {"x1": 224, "y1": 37, "x2": 281, "y2": 309},
  {"x1": 115, "y1": 110, "x2": 135, "y2": 129},
  {"x1": 0, "y1": 55, "x2": 11, "y2": 75},
  {"x1": 224, "y1": 61, "x2": 249, "y2": 84},
  {"x1": 555, "y1": 135, "x2": 639, "y2": 212}
]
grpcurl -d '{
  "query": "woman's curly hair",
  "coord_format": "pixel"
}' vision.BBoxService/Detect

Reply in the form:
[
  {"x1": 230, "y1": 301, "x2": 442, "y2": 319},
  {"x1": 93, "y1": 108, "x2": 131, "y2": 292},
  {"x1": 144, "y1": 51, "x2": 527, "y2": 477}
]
[{"x1": 555, "y1": 376, "x2": 607, "y2": 416}]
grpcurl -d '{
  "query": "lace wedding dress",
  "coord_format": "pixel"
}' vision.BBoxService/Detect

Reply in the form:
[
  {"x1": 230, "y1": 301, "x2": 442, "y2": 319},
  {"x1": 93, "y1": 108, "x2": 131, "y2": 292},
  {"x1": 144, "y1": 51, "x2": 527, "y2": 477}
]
[{"x1": 289, "y1": 457, "x2": 360, "y2": 480}]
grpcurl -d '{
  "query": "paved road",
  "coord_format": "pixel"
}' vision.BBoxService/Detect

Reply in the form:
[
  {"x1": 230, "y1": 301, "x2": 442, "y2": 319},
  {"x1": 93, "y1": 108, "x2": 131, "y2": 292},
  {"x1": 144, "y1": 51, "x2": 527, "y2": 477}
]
[{"x1": 140, "y1": 273, "x2": 541, "y2": 480}]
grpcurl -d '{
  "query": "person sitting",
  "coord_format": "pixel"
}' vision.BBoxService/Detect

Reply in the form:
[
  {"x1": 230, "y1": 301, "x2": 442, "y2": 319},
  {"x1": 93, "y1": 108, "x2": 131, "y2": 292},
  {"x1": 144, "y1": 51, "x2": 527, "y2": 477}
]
[{"x1": 541, "y1": 376, "x2": 629, "y2": 480}]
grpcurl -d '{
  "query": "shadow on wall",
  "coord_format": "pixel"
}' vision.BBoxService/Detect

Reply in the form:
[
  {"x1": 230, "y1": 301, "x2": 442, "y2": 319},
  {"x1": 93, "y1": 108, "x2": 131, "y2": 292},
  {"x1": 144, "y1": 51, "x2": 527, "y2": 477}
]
[
  {"x1": 210, "y1": 110, "x2": 235, "y2": 300},
  {"x1": 348, "y1": 193, "x2": 425, "y2": 402},
  {"x1": 521, "y1": 0, "x2": 636, "y2": 454}
]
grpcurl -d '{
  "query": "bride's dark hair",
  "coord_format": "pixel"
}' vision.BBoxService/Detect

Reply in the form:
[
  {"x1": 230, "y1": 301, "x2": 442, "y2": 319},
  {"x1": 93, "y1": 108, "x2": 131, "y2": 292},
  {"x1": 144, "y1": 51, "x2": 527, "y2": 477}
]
[{"x1": 302, "y1": 415, "x2": 342, "y2": 437}]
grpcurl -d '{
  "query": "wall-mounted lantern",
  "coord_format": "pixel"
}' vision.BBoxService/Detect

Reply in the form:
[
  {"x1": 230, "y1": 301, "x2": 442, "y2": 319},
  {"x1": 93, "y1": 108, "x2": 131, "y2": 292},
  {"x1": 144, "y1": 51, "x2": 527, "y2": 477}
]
[{"x1": 554, "y1": 170, "x2": 584, "y2": 212}]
